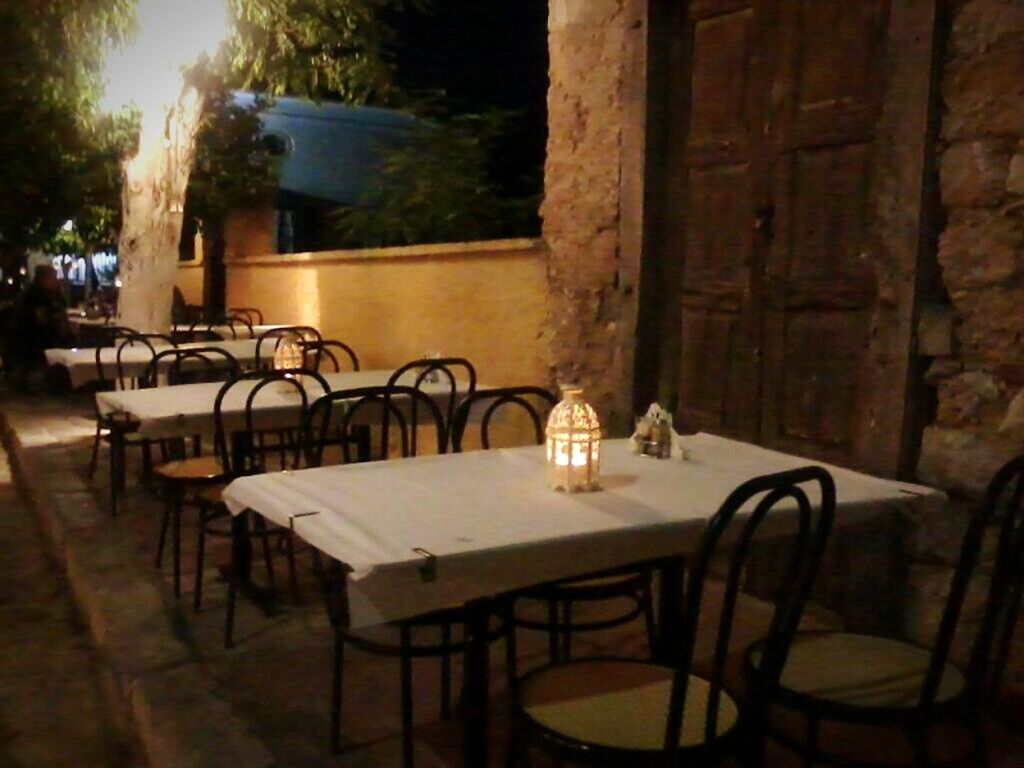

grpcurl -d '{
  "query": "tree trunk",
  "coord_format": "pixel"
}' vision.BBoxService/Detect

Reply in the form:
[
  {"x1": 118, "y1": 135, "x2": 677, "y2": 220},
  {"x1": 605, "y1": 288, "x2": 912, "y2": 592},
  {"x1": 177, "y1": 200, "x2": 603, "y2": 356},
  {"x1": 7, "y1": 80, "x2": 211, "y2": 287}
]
[
  {"x1": 116, "y1": 86, "x2": 205, "y2": 333},
  {"x1": 202, "y1": 217, "x2": 227, "y2": 317}
]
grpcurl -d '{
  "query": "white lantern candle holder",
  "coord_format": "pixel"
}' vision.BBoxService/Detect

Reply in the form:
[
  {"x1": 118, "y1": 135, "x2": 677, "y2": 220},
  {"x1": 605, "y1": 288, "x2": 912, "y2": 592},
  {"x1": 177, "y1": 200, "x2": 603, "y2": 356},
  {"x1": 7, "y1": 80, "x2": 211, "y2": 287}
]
[
  {"x1": 546, "y1": 386, "x2": 601, "y2": 492},
  {"x1": 274, "y1": 334, "x2": 305, "y2": 392}
]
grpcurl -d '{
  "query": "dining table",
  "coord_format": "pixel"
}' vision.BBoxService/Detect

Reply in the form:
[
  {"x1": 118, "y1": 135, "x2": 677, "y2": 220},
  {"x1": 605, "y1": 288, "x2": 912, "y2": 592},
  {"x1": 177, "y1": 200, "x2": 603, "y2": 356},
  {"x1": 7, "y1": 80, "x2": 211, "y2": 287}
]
[
  {"x1": 94, "y1": 368, "x2": 468, "y2": 440},
  {"x1": 220, "y1": 432, "x2": 945, "y2": 766},
  {"x1": 66, "y1": 312, "x2": 285, "y2": 341},
  {"x1": 46, "y1": 338, "x2": 262, "y2": 389}
]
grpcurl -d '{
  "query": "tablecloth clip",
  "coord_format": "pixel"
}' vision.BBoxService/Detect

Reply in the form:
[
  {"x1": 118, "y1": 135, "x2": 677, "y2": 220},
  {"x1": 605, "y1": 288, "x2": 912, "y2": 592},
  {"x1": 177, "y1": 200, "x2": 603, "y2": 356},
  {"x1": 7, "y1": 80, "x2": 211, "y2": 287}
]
[
  {"x1": 288, "y1": 511, "x2": 320, "y2": 532},
  {"x1": 412, "y1": 548, "x2": 437, "y2": 583}
]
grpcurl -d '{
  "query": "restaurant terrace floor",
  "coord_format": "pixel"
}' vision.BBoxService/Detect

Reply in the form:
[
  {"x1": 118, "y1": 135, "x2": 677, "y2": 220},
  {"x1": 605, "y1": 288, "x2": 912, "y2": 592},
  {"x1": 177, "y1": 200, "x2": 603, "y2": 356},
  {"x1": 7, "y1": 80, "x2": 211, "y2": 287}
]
[{"x1": 3, "y1": 378, "x2": 1024, "y2": 767}]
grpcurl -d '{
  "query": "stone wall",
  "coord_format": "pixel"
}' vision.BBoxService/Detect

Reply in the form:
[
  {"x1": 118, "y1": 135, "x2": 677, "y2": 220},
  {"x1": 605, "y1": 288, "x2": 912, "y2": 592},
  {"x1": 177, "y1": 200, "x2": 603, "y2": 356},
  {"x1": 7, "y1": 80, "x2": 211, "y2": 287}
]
[
  {"x1": 916, "y1": 0, "x2": 1024, "y2": 496},
  {"x1": 907, "y1": 0, "x2": 1024, "y2": 688},
  {"x1": 543, "y1": 0, "x2": 647, "y2": 433}
]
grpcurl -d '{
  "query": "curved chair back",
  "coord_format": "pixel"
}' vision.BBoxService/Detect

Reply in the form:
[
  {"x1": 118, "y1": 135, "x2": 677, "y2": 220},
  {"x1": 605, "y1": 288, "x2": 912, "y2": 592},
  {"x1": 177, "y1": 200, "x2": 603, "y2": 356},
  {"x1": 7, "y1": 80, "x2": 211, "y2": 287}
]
[
  {"x1": 665, "y1": 467, "x2": 836, "y2": 751},
  {"x1": 213, "y1": 368, "x2": 330, "y2": 478},
  {"x1": 303, "y1": 385, "x2": 446, "y2": 468},
  {"x1": 387, "y1": 357, "x2": 476, "y2": 449},
  {"x1": 255, "y1": 326, "x2": 322, "y2": 369},
  {"x1": 112, "y1": 333, "x2": 174, "y2": 390},
  {"x1": 141, "y1": 346, "x2": 241, "y2": 388},
  {"x1": 923, "y1": 454, "x2": 1024, "y2": 708},
  {"x1": 229, "y1": 307, "x2": 264, "y2": 325},
  {"x1": 224, "y1": 312, "x2": 255, "y2": 339},
  {"x1": 301, "y1": 339, "x2": 360, "y2": 373},
  {"x1": 450, "y1": 386, "x2": 557, "y2": 452}
]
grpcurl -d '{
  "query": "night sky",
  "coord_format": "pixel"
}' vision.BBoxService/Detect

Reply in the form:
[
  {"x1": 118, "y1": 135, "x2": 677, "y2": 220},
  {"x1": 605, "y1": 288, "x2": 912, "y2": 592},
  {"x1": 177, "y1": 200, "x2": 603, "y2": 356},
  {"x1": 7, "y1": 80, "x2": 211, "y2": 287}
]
[{"x1": 388, "y1": 1, "x2": 550, "y2": 199}]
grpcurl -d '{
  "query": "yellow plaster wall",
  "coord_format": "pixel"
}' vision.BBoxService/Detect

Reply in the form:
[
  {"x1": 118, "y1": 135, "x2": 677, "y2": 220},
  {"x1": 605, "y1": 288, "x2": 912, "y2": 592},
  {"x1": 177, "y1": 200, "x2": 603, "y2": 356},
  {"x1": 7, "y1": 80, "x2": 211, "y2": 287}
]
[
  {"x1": 175, "y1": 262, "x2": 205, "y2": 306},
  {"x1": 223, "y1": 239, "x2": 550, "y2": 387}
]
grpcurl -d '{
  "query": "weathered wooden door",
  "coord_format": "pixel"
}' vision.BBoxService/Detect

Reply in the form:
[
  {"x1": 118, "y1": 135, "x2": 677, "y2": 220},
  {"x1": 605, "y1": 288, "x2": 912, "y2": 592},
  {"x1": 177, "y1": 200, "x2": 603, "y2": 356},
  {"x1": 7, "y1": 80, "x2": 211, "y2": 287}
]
[{"x1": 652, "y1": 0, "x2": 933, "y2": 471}]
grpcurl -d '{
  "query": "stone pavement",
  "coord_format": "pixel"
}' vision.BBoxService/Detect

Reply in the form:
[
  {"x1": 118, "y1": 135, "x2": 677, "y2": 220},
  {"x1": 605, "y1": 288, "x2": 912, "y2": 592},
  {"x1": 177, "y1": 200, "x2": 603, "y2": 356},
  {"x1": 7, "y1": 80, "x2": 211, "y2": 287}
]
[
  {"x1": 0, "y1": 436, "x2": 142, "y2": 767},
  {"x1": 3, "y1": 386, "x2": 1024, "y2": 767}
]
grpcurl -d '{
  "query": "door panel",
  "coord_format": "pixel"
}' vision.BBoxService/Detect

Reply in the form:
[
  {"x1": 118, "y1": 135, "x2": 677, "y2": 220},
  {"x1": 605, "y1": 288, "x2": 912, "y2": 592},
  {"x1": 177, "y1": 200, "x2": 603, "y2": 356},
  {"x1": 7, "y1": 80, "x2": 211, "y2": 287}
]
[
  {"x1": 760, "y1": 0, "x2": 890, "y2": 460},
  {"x1": 659, "y1": 0, "x2": 911, "y2": 469},
  {"x1": 672, "y1": 0, "x2": 764, "y2": 438}
]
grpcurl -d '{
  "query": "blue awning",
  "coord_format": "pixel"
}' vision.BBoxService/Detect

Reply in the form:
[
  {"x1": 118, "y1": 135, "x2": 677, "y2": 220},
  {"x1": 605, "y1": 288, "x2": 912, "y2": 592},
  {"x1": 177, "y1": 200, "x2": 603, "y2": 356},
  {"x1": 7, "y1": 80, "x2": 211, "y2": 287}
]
[{"x1": 233, "y1": 92, "x2": 421, "y2": 206}]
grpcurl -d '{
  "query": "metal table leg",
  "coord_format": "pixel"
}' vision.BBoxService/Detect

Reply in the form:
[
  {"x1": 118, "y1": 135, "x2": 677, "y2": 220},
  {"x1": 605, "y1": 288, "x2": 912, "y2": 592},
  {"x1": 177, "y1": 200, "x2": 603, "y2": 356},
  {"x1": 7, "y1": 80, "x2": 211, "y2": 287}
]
[{"x1": 463, "y1": 599, "x2": 491, "y2": 767}]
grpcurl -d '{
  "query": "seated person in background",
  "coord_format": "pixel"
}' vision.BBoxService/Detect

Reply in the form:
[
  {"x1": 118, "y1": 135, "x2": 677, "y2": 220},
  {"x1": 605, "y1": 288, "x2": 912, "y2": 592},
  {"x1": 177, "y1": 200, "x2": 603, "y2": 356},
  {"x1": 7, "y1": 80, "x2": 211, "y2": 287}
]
[{"x1": 9, "y1": 265, "x2": 72, "y2": 384}]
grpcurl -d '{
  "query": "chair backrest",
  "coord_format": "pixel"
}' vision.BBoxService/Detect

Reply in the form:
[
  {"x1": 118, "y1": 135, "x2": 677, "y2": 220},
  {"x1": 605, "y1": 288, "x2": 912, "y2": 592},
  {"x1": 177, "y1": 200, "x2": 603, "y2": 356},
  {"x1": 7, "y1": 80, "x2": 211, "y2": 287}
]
[
  {"x1": 112, "y1": 333, "x2": 174, "y2": 390},
  {"x1": 224, "y1": 312, "x2": 255, "y2": 339},
  {"x1": 212, "y1": 368, "x2": 330, "y2": 478},
  {"x1": 229, "y1": 306, "x2": 264, "y2": 325},
  {"x1": 255, "y1": 326, "x2": 322, "y2": 368},
  {"x1": 301, "y1": 339, "x2": 360, "y2": 373},
  {"x1": 141, "y1": 346, "x2": 241, "y2": 388},
  {"x1": 387, "y1": 357, "x2": 477, "y2": 449},
  {"x1": 923, "y1": 454, "x2": 1024, "y2": 708},
  {"x1": 664, "y1": 466, "x2": 836, "y2": 752},
  {"x1": 93, "y1": 324, "x2": 137, "y2": 353},
  {"x1": 186, "y1": 318, "x2": 228, "y2": 340},
  {"x1": 302, "y1": 384, "x2": 446, "y2": 468},
  {"x1": 450, "y1": 386, "x2": 557, "y2": 452}
]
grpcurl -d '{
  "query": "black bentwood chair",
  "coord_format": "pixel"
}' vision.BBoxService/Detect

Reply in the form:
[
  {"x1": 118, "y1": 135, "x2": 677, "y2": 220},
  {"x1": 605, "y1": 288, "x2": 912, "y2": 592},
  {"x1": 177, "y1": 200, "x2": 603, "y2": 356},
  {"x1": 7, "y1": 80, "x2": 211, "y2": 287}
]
[
  {"x1": 228, "y1": 306, "x2": 264, "y2": 326},
  {"x1": 387, "y1": 357, "x2": 477, "y2": 449},
  {"x1": 192, "y1": 369, "x2": 330, "y2": 612},
  {"x1": 450, "y1": 387, "x2": 658, "y2": 672},
  {"x1": 300, "y1": 339, "x2": 360, "y2": 373},
  {"x1": 93, "y1": 331, "x2": 175, "y2": 515},
  {"x1": 745, "y1": 455, "x2": 1024, "y2": 768},
  {"x1": 301, "y1": 385, "x2": 506, "y2": 768},
  {"x1": 153, "y1": 368, "x2": 328, "y2": 602},
  {"x1": 507, "y1": 466, "x2": 836, "y2": 768}
]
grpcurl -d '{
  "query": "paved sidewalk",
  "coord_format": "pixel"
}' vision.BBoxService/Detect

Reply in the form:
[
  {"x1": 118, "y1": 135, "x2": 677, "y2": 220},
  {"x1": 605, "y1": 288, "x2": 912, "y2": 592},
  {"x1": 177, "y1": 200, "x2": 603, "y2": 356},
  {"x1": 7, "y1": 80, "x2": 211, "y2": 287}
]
[{"x1": 0, "y1": 441, "x2": 142, "y2": 767}]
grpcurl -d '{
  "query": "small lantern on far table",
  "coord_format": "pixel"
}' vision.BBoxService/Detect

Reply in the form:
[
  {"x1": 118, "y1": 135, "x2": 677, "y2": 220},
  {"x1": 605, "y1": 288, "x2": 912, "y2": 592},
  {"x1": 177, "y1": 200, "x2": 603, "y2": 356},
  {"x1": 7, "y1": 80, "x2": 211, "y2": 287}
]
[
  {"x1": 274, "y1": 332, "x2": 305, "y2": 390},
  {"x1": 546, "y1": 385, "x2": 601, "y2": 492}
]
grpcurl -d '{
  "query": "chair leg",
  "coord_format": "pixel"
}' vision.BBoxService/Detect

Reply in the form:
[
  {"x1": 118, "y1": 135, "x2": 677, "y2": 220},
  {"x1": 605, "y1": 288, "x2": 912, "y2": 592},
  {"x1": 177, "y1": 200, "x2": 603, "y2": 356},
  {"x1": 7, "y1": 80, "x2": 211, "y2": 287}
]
[
  {"x1": 156, "y1": 492, "x2": 172, "y2": 568},
  {"x1": 803, "y1": 714, "x2": 819, "y2": 768},
  {"x1": 972, "y1": 718, "x2": 989, "y2": 767},
  {"x1": 255, "y1": 518, "x2": 276, "y2": 592},
  {"x1": 906, "y1": 726, "x2": 931, "y2": 768},
  {"x1": 87, "y1": 424, "x2": 101, "y2": 478},
  {"x1": 193, "y1": 510, "x2": 207, "y2": 612},
  {"x1": 331, "y1": 622, "x2": 345, "y2": 753},
  {"x1": 505, "y1": 714, "x2": 527, "y2": 768},
  {"x1": 505, "y1": 604, "x2": 519, "y2": 689},
  {"x1": 172, "y1": 490, "x2": 182, "y2": 598},
  {"x1": 400, "y1": 624, "x2": 415, "y2": 768},
  {"x1": 109, "y1": 430, "x2": 125, "y2": 516},
  {"x1": 561, "y1": 601, "x2": 572, "y2": 660},
  {"x1": 285, "y1": 532, "x2": 300, "y2": 603},
  {"x1": 141, "y1": 440, "x2": 154, "y2": 485},
  {"x1": 440, "y1": 623, "x2": 452, "y2": 720},
  {"x1": 640, "y1": 581, "x2": 657, "y2": 661},
  {"x1": 547, "y1": 600, "x2": 560, "y2": 664}
]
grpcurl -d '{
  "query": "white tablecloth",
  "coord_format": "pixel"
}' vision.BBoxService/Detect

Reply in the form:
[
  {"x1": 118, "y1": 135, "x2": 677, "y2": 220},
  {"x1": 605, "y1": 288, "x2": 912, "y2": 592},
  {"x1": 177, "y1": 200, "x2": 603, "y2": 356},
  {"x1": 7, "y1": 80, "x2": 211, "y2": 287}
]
[
  {"x1": 221, "y1": 434, "x2": 945, "y2": 629},
  {"x1": 46, "y1": 339, "x2": 260, "y2": 388},
  {"x1": 96, "y1": 369, "x2": 468, "y2": 439},
  {"x1": 67, "y1": 314, "x2": 285, "y2": 339}
]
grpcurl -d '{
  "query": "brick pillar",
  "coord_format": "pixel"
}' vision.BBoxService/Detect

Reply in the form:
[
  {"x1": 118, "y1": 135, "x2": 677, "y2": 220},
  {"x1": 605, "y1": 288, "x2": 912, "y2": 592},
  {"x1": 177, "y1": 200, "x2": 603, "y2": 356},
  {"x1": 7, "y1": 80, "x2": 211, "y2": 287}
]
[{"x1": 542, "y1": 0, "x2": 646, "y2": 433}]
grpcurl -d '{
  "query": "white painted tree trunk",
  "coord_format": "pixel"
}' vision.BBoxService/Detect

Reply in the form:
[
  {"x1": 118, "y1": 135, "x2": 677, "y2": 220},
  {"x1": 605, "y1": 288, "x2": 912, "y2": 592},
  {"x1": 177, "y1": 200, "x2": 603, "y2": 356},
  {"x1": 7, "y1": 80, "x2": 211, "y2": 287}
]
[{"x1": 116, "y1": 86, "x2": 204, "y2": 334}]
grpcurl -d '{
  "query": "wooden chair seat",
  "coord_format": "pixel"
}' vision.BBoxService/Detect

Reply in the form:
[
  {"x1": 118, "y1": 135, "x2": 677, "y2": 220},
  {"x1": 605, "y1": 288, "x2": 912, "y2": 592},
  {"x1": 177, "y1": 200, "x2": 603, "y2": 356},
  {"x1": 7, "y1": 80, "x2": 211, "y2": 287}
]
[
  {"x1": 518, "y1": 659, "x2": 739, "y2": 752},
  {"x1": 748, "y1": 631, "x2": 967, "y2": 712},
  {"x1": 155, "y1": 455, "x2": 226, "y2": 484},
  {"x1": 527, "y1": 569, "x2": 651, "y2": 597},
  {"x1": 196, "y1": 484, "x2": 226, "y2": 505}
]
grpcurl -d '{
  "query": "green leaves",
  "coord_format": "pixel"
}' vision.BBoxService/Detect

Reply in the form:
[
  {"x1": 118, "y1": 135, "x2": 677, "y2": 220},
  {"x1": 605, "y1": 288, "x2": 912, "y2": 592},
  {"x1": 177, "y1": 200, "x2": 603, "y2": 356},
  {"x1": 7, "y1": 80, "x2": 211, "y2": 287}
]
[{"x1": 329, "y1": 110, "x2": 538, "y2": 248}]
